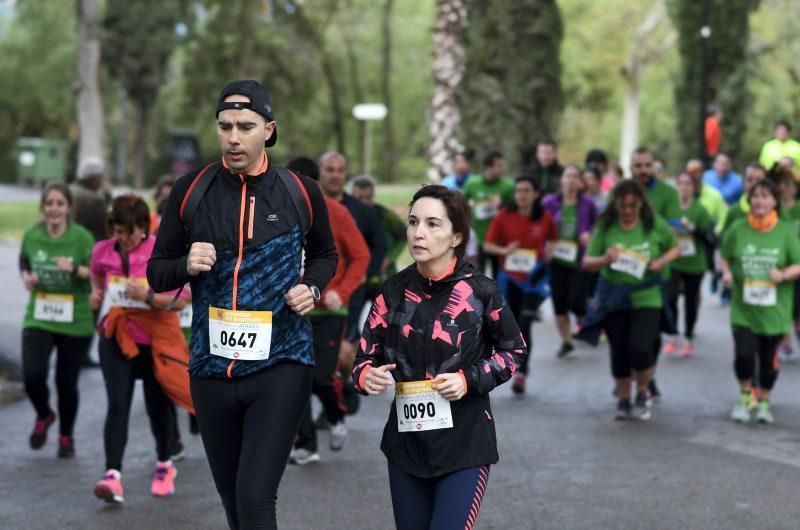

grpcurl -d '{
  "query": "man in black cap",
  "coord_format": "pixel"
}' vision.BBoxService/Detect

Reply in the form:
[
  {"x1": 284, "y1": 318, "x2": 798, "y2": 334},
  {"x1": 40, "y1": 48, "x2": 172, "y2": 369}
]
[{"x1": 147, "y1": 80, "x2": 337, "y2": 529}]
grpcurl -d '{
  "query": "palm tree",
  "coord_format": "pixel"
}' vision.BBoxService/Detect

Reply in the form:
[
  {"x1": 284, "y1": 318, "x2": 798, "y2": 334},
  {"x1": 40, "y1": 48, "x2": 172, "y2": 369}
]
[{"x1": 428, "y1": 0, "x2": 467, "y2": 182}]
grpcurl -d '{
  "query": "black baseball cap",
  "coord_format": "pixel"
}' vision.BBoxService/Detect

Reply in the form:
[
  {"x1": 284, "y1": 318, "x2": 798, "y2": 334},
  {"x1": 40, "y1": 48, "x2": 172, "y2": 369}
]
[{"x1": 216, "y1": 80, "x2": 278, "y2": 147}]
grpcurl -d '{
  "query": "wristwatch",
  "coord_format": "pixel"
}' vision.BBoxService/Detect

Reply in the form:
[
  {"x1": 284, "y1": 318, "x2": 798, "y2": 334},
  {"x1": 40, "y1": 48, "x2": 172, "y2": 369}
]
[
  {"x1": 145, "y1": 290, "x2": 155, "y2": 305},
  {"x1": 306, "y1": 284, "x2": 321, "y2": 302}
]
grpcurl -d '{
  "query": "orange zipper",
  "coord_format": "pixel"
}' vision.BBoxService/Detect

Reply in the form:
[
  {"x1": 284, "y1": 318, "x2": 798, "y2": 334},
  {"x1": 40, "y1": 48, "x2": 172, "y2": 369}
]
[
  {"x1": 248, "y1": 196, "x2": 255, "y2": 239},
  {"x1": 232, "y1": 178, "x2": 247, "y2": 310}
]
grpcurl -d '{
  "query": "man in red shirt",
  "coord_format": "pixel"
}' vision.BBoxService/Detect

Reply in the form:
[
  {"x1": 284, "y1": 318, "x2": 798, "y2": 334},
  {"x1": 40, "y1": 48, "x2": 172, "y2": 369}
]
[{"x1": 285, "y1": 157, "x2": 370, "y2": 464}]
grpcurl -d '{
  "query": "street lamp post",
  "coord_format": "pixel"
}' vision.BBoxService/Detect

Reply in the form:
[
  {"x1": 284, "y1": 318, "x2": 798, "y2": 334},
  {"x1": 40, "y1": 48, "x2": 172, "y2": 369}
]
[{"x1": 352, "y1": 103, "x2": 388, "y2": 176}]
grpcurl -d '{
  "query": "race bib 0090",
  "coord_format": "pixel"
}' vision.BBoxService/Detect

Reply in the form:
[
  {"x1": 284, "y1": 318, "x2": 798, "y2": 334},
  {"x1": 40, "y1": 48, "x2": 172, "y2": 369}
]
[{"x1": 395, "y1": 380, "x2": 453, "y2": 433}]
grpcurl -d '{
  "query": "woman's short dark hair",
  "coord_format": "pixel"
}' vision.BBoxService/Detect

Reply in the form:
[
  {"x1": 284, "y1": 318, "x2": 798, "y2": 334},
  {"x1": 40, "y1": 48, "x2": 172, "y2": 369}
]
[
  {"x1": 582, "y1": 166, "x2": 602, "y2": 183},
  {"x1": 409, "y1": 185, "x2": 471, "y2": 258},
  {"x1": 600, "y1": 179, "x2": 655, "y2": 232},
  {"x1": 748, "y1": 178, "x2": 782, "y2": 215},
  {"x1": 40, "y1": 182, "x2": 73, "y2": 211},
  {"x1": 506, "y1": 175, "x2": 544, "y2": 221},
  {"x1": 108, "y1": 194, "x2": 151, "y2": 237}
]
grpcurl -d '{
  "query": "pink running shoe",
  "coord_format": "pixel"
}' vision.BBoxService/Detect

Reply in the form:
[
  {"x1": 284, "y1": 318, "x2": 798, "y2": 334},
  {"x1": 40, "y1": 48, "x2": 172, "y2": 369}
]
[
  {"x1": 511, "y1": 373, "x2": 526, "y2": 395},
  {"x1": 29, "y1": 412, "x2": 56, "y2": 449},
  {"x1": 151, "y1": 462, "x2": 177, "y2": 497},
  {"x1": 94, "y1": 470, "x2": 124, "y2": 504},
  {"x1": 681, "y1": 342, "x2": 695, "y2": 357},
  {"x1": 663, "y1": 341, "x2": 677, "y2": 355}
]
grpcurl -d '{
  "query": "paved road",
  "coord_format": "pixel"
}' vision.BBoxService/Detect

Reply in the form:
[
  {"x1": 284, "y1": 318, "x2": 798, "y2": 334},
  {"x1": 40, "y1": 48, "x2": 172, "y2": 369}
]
[{"x1": 1, "y1": 275, "x2": 800, "y2": 529}]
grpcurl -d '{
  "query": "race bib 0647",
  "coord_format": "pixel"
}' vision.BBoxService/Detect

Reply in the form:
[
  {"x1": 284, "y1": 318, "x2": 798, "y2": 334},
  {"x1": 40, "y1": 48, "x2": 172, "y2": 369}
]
[{"x1": 208, "y1": 306, "x2": 272, "y2": 361}]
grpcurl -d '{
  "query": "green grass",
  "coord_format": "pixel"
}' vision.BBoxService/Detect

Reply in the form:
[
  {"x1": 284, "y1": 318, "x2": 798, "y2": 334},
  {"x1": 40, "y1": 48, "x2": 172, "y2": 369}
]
[{"x1": 0, "y1": 202, "x2": 40, "y2": 242}]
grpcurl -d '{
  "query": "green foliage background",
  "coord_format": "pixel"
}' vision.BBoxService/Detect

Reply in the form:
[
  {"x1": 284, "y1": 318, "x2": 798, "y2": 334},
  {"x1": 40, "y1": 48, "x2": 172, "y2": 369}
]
[{"x1": 0, "y1": 0, "x2": 797, "y2": 184}]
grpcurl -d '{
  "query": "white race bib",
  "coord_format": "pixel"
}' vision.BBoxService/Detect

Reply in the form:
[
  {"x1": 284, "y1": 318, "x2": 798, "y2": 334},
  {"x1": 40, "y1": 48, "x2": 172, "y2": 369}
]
[
  {"x1": 679, "y1": 237, "x2": 696, "y2": 257},
  {"x1": 743, "y1": 280, "x2": 776, "y2": 306},
  {"x1": 33, "y1": 293, "x2": 74, "y2": 323},
  {"x1": 610, "y1": 248, "x2": 648, "y2": 280},
  {"x1": 178, "y1": 305, "x2": 193, "y2": 328},
  {"x1": 208, "y1": 306, "x2": 272, "y2": 361},
  {"x1": 106, "y1": 275, "x2": 149, "y2": 309},
  {"x1": 395, "y1": 380, "x2": 453, "y2": 432},
  {"x1": 552, "y1": 240, "x2": 578, "y2": 263},
  {"x1": 473, "y1": 201, "x2": 497, "y2": 221},
  {"x1": 505, "y1": 249, "x2": 537, "y2": 273}
]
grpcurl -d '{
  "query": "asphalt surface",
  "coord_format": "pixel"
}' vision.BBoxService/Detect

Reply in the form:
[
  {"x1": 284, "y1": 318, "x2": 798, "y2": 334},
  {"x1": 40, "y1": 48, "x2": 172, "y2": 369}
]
[{"x1": 1, "y1": 191, "x2": 800, "y2": 527}]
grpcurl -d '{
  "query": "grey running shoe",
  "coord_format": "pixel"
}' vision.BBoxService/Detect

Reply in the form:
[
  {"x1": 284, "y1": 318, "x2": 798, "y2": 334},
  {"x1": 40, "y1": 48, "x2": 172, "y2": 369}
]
[
  {"x1": 289, "y1": 447, "x2": 320, "y2": 465},
  {"x1": 329, "y1": 421, "x2": 348, "y2": 451}
]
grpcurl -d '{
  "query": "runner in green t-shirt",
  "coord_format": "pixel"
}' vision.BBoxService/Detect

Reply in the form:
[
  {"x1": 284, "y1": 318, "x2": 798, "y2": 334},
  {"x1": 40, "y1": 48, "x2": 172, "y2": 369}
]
[
  {"x1": 461, "y1": 151, "x2": 515, "y2": 275},
  {"x1": 629, "y1": 147, "x2": 680, "y2": 400},
  {"x1": 718, "y1": 163, "x2": 768, "y2": 306},
  {"x1": 584, "y1": 180, "x2": 680, "y2": 421},
  {"x1": 721, "y1": 179, "x2": 800, "y2": 425},
  {"x1": 18, "y1": 183, "x2": 95, "y2": 458},
  {"x1": 772, "y1": 168, "x2": 800, "y2": 362},
  {"x1": 663, "y1": 172, "x2": 714, "y2": 357},
  {"x1": 542, "y1": 165, "x2": 599, "y2": 359}
]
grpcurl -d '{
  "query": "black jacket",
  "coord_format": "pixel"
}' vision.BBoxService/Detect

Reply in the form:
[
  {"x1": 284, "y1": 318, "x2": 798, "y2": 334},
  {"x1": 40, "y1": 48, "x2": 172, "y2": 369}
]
[
  {"x1": 147, "y1": 159, "x2": 338, "y2": 378},
  {"x1": 352, "y1": 259, "x2": 526, "y2": 477},
  {"x1": 526, "y1": 161, "x2": 565, "y2": 195}
]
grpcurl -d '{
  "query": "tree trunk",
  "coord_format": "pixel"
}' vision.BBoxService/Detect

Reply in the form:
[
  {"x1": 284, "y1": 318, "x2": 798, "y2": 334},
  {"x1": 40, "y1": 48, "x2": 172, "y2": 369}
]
[
  {"x1": 132, "y1": 100, "x2": 149, "y2": 189},
  {"x1": 428, "y1": 0, "x2": 467, "y2": 182},
  {"x1": 381, "y1": 0, "x2": 396, "y2": 181},
  {"x1": 320, "y1": 56, "x2": 347, "y2": 155},
  {"x1": 237, "y1": 0, "x2": 257, "y2": 78},
  {"x1": 74, "y1": 0, "x2": 105, "y2": 174},
  {"x1": 343, "y1": 32, "x2": 365, "y2": 172},
  {"x1": 114, "y1": 85, "x2": 128, "y2": 185},
  {"x1": 619, "y1": 69, "x2": 640, "y2": 175}
]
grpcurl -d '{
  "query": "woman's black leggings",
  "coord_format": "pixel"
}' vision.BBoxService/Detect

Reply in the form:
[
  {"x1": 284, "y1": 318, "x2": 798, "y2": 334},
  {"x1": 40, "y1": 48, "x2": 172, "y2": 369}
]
[
  {"x1": 191, "y1": 362, "x2": 312, "y2": 530},
  {"x1": 22, "y1": 328, "x2": 91, "y2": 437},
  {"x1": 604, "y1": 308, "x2": 661, "y2": 379},
  {"x1": 505, "y1": 281, "x2": 536, "y2": 374},
  {"x1": 388, "y1": 461, "x2": 490, "y2": 530},
  {"x1": 666, "y1": 270, "x2": 704, "y2": 339},
  {"x1": 99, "y1": 336, "x2": 173, "y2": 470},
  {"x1": 732, "y1": 326, "x2": 782, "y2": 390}
]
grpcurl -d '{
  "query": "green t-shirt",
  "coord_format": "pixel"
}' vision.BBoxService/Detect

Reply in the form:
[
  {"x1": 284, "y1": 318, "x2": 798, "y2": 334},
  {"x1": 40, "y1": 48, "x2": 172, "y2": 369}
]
[
  {"x1": 20, "y1": 223, "x2": 95, "y2": 337},
  {"x1": 697, "y1": 185, "x2": 727, "y2": 233},
  {"x1": 462, "y1": 175, "x2": 515, "y2": 243},
  {"x1": 721, "y1": 195, "x2": 750, "y2": 235},
  {"x1": 587, "y1": 217, "x2": 677, "y2": 309},
  {"x1": 647, "y1": 179, "x2": 681, "y2": 222},
  {"x1": 673, "y1": 201, "x2": 713, "y2": 275},
  {"x1": 553, "y1": 204, "x2": 579, "y2": 268},
  {"x1": 781, "y1": 201, "x2": 800, "y2": 236},
  {"x1": 721, "y1": 218, "x2": 800, "y2": 336}
]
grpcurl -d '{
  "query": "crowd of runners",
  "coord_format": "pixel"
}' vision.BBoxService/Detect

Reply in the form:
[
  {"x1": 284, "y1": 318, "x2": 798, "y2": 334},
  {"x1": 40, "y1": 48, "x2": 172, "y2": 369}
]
[{"x1": 16, "y1": 79, "x2": 800, "y2": 529}]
